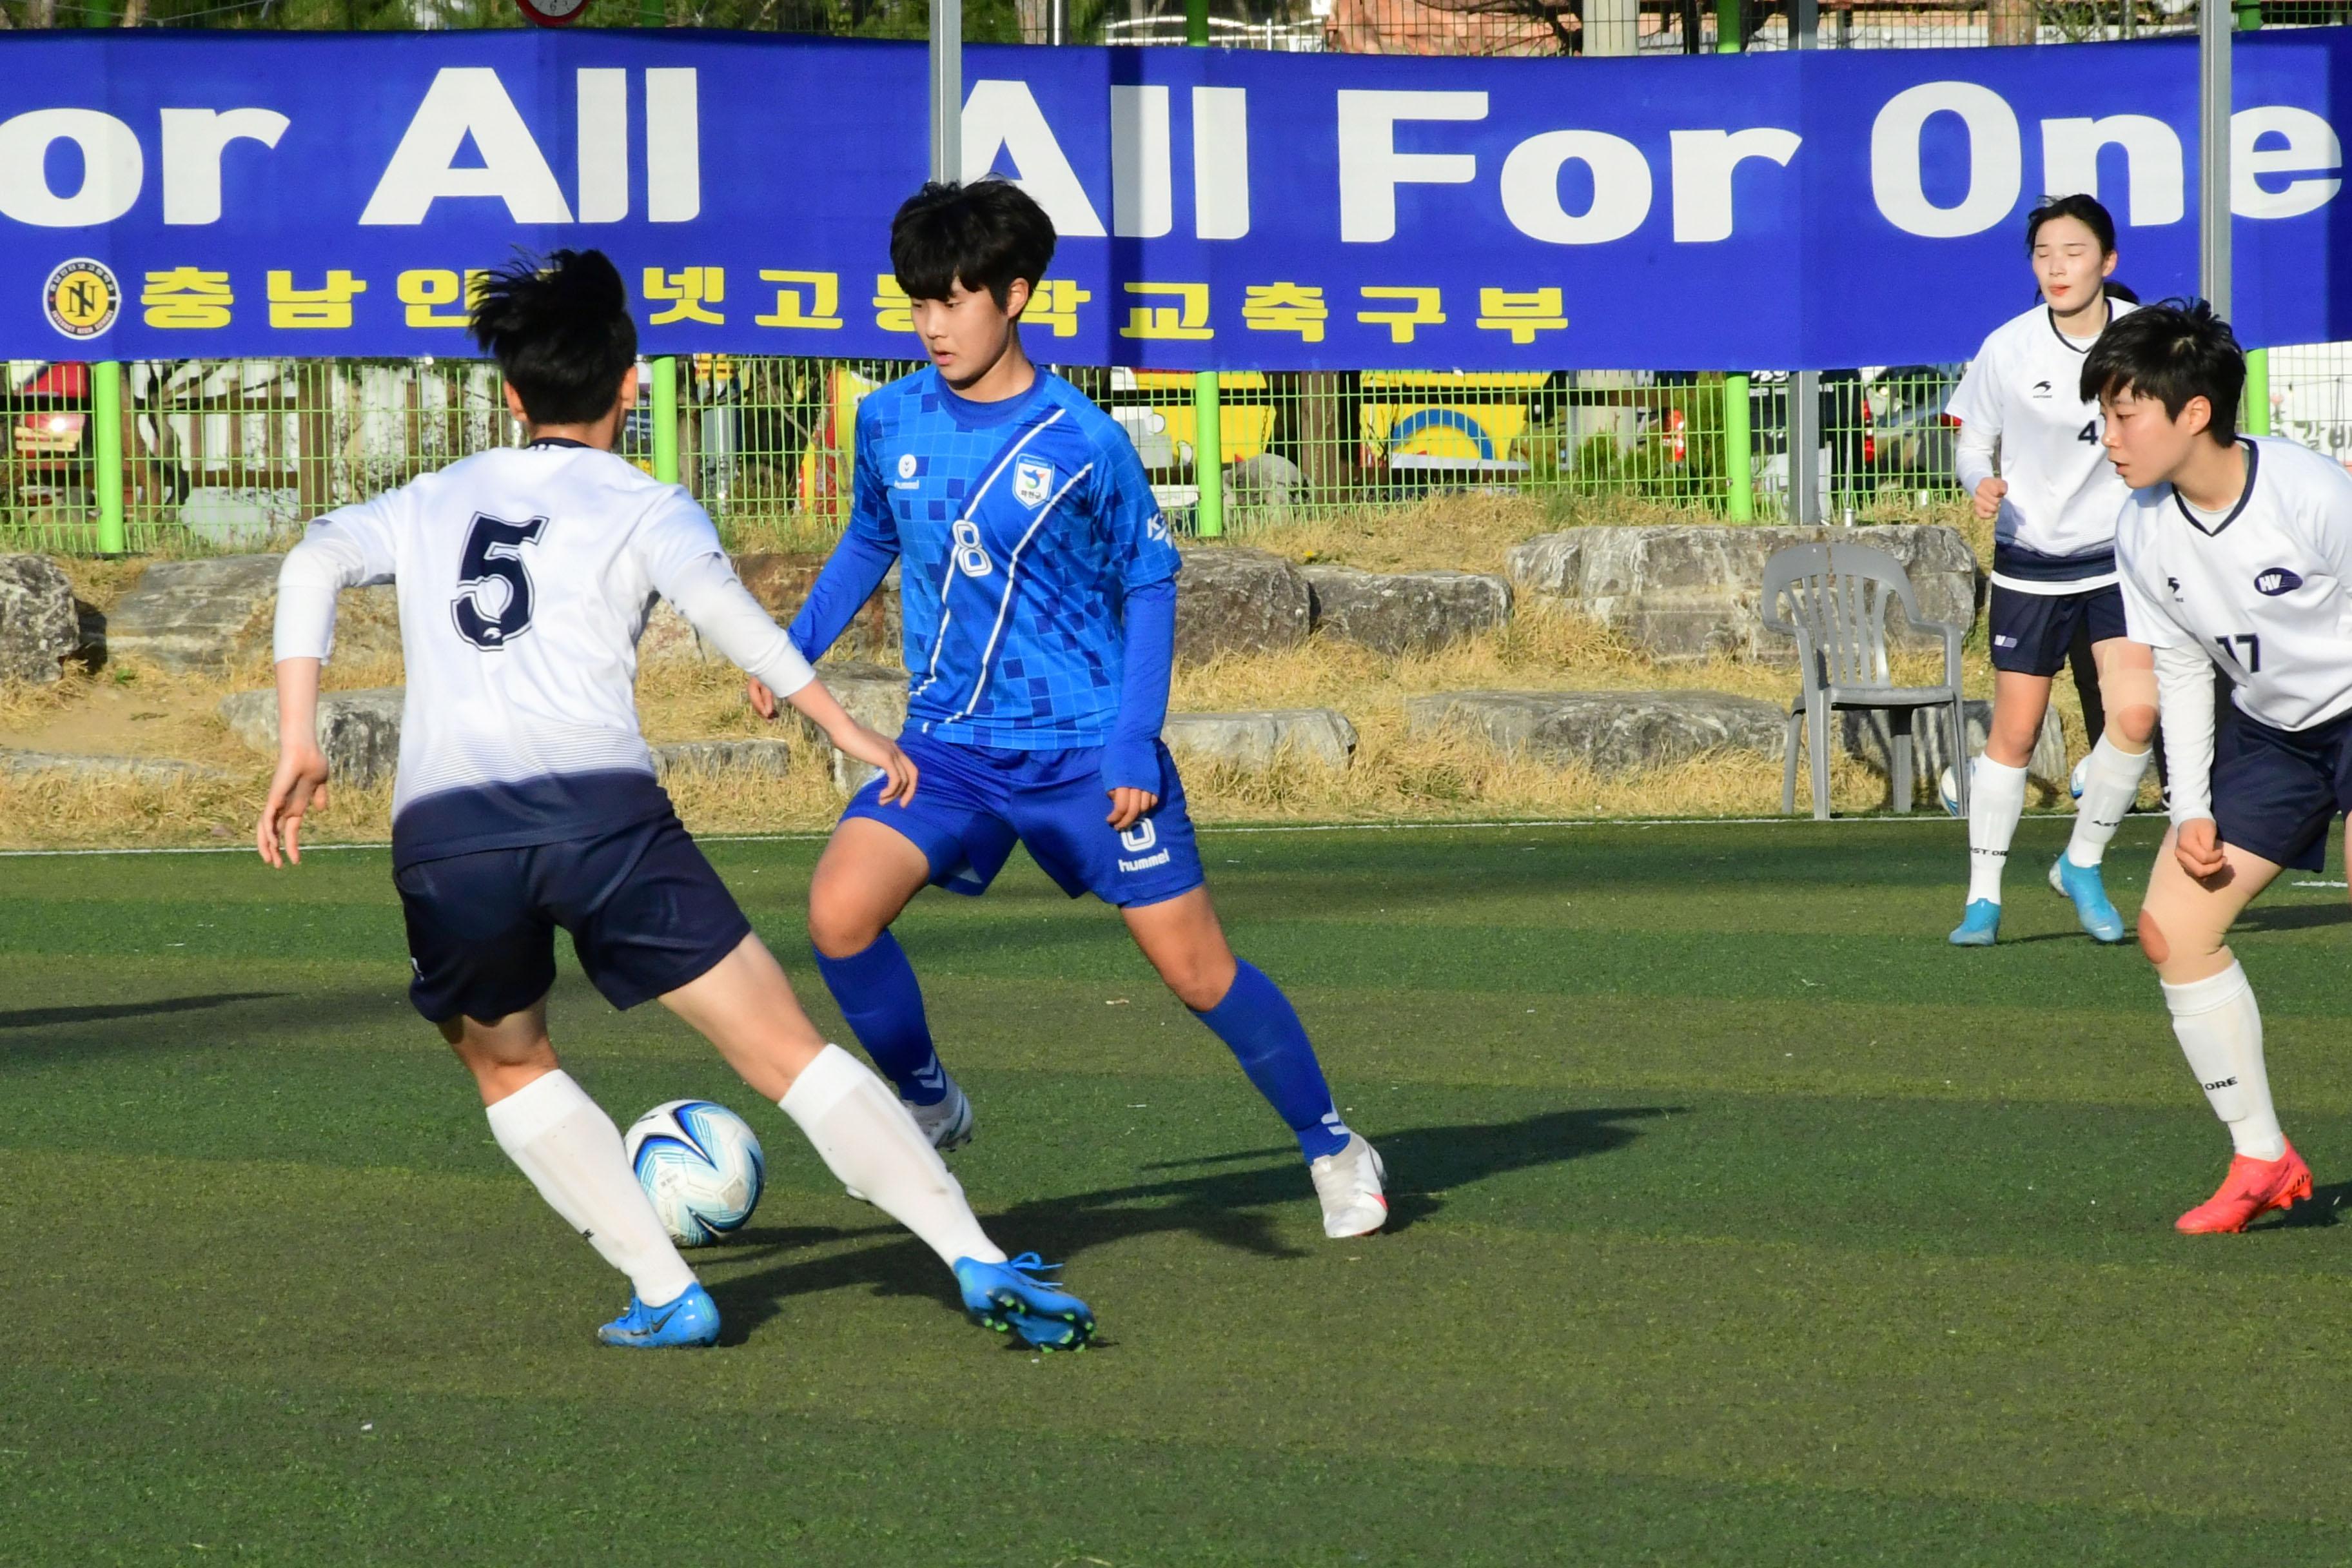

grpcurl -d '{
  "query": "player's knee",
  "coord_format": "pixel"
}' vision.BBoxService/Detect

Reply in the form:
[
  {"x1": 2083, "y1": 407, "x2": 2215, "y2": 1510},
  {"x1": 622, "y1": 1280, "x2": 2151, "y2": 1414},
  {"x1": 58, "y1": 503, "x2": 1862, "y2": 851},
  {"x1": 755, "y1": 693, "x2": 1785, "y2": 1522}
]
[
  {"x1": 2108, "y1": 704, "x2": 2157, "y2": 748},
  {"x1": 807, "y1": 897, "x2": 883, "y2": 959},
  {"x1": 2135, "y1": 907, "x2": 2170, "y2": 965},
  {"x1": 1153, "y1": 950, "x2": 1238, "y2": 1012}
]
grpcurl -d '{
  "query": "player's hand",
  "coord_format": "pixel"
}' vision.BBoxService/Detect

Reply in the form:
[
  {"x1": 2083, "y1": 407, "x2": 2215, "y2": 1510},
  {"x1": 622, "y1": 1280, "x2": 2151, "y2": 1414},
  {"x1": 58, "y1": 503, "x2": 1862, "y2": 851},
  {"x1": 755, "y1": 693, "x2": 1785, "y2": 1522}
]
[
  {"x1": 827, "y1": 720, "x2": 918, "y2": 805},
  {"x1": 745, "y1": 676, "x2": 779, "y2": 721},
  {"x1": 256, "y1": 743, "x2": 330, "y2": 868},
  {"x1": 1972, "y1": 477, "x2": 2008, "y2": 521},
  {"x1": 1106, "y1": 786, "x2": 1158, "y2": 832},
  {"x1": 2174, "y1": 818, "x2": 2229, "y2": 881}
]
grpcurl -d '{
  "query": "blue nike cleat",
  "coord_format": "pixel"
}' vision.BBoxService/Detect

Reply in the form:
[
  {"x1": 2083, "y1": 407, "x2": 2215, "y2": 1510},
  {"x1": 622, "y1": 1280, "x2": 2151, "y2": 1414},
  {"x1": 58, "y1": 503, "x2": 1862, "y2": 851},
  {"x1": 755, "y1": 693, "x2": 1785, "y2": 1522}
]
[
  {"x1": 954, "y1": 1253, "x2": 1096, "y2": 1351},
  {"x1": 596, "y1": 1282, "x2": 720, "y2": 1348},
  {"x1": 1948, "y1": 899, "x2": 2001, "y2": 946},
  {"x1": 2050, "y1": 856, "x2": 2128, "y2": 943}
]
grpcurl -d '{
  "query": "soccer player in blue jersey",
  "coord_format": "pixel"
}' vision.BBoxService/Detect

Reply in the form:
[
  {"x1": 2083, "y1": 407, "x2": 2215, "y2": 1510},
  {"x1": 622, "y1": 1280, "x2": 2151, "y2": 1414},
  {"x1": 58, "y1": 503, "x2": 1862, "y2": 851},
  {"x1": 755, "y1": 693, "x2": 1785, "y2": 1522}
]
[
  {"x1": 750, "y1": 180, "x2": 1388, "y2": 1239},
  {"x1": 255, "y1": 249, "x2": 1095, "y2": 1350}
]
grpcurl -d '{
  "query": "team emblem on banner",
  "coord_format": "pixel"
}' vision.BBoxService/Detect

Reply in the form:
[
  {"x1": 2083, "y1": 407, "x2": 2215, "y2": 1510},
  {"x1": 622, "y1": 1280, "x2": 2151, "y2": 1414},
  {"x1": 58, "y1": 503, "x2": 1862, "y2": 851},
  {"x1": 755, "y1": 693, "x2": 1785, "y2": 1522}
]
[
  {"x1": 1013, "y1": 457, "x2": 1054, "y2": 509},
  {"x1": 43, "y1": 260, "x2": 119, "y2": 340}
]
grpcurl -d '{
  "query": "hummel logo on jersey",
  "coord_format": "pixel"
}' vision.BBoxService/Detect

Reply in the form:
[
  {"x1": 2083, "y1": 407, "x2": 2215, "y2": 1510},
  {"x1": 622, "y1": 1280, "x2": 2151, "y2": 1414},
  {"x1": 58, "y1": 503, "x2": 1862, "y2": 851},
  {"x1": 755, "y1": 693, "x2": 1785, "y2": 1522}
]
[
  {"x1": 1013, "y1": 456, "x2": 1055, "y2": 509},
  {"x1": 2255, "y1": 567, "x2": 2305, "y2": 596},
  {"x1": 895, "y1": 452, "x2": 925, "y2": 489}
]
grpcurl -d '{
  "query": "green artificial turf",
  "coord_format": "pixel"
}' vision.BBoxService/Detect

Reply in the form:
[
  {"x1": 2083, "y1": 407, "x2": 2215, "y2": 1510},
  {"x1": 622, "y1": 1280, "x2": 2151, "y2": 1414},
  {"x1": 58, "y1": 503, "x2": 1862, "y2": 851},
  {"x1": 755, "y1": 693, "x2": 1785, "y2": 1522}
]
[{"x1": 5, "y1": 817, "x2": 2350, "y2": 1565}]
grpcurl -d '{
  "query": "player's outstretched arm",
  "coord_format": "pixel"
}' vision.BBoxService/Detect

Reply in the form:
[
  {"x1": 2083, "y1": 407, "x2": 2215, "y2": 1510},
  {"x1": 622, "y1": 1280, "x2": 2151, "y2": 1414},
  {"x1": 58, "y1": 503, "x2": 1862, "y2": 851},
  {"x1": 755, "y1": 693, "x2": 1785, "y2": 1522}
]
[
  {"x1": 256, "y1": 656, "x2": 331, "y2": 868},
  {"x1": 770, "y1": 677, "x2": 918, "y2": 806}
]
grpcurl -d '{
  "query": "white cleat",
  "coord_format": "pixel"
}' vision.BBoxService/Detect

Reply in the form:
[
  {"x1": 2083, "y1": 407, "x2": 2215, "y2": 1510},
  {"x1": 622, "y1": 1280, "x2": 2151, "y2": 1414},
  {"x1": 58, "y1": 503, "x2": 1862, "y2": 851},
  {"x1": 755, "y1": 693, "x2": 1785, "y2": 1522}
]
[
  {"x1": 845, "y1": 1077, "x2": 974, "y2": 1204},
  {"x1": 910, "y1": 1076, "x2": 975, "y2": 1152},
  {"x1": 1310, "y1": 1133, "x2": 1389, "y2": 1239}
]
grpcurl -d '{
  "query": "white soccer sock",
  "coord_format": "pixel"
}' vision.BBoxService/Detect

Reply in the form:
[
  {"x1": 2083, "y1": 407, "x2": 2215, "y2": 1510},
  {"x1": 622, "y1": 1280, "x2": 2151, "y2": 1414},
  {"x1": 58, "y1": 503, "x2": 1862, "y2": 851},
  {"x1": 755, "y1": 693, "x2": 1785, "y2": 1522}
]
[
  {"x1": 2162, "y1": 963, "x2": 2287, "y2": 1161},
  {"x1": 485, "y1": 1070, "x2": 697, "y2": 1307},
  {"x1": 781, "y1": 1044, "x2": 1006, "y2": 1269},
  {"x1": 2065, "y1": 736, "x2": 2153, "y2": 868},
  {"x1": 1966, "y1": 756, "x2": 2029, "y2": 905}
]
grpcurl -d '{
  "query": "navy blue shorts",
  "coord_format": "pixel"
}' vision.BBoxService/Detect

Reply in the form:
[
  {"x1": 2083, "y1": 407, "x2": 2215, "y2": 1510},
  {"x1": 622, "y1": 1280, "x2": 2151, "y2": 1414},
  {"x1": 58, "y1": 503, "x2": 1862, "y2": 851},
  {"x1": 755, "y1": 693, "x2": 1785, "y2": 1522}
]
[
  {"x1": 394, "y1": 812, "x2": 752, "y2": 1023},
  {"x1": 842, "y1": 732, "x2": 1206, "y2": 908},
  {"x1": 1988, "y1": 583, "x2": 2132, "y2": 676},
  {"x1": 2212, "y1": 707, "x2": 2352, "y2": 873}
]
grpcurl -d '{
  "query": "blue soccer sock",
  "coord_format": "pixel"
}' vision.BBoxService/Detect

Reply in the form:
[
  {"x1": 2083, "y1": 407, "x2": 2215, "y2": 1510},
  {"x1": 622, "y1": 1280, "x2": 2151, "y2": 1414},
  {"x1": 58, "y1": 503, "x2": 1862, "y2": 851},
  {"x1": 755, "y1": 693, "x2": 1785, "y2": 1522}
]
[
  {"x1": 812, "y1": 932, "x2": 948, "y2": 1106},
  {"x1": 1192, "y1": 959, "x2": 1350, "y2": 1161}
]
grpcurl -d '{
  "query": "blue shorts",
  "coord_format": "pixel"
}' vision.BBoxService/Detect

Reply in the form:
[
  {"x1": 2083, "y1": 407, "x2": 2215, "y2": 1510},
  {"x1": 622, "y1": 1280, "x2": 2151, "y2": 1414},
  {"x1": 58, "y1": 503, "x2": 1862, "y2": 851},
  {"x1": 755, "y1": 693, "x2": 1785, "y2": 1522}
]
[
  {"x1": 2213, "y1": 706, "x2": 2352, "y2": 873},
  {"x1": 393, "y1": 812, "x2": 752, "y2": 1023},
  {"x1": 843, "y1": 732, "x2": 1206, "y2": 908},
  {"x1": 1988, "y1": 583, "x2": 2132, "y2": 676}
]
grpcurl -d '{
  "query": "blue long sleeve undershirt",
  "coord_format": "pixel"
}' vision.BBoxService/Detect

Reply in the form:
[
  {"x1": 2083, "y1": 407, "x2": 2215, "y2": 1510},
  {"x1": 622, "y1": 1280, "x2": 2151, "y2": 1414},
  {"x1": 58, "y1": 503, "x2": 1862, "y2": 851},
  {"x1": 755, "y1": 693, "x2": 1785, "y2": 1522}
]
[
  {"x1": 1100, "y1": 576, "x2": 1176, "y2": 795},
  {"x1": 786, "y1": 530, "x2": 898, "y2": 663}
]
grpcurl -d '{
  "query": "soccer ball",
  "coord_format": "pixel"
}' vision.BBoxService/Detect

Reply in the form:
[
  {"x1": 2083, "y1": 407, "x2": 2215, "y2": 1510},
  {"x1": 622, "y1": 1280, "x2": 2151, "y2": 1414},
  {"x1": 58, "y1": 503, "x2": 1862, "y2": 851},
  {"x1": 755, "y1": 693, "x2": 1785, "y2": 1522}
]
[
  {"x1": 623, "y1": 1099, "x2": 765, "y2": 1247},
  {"x1": 1938, "y1": 765, "x2": 1962, "y2": 818},
  {"x1": 2069, "y1": 755, "x2": 2090, "y2": 800}
]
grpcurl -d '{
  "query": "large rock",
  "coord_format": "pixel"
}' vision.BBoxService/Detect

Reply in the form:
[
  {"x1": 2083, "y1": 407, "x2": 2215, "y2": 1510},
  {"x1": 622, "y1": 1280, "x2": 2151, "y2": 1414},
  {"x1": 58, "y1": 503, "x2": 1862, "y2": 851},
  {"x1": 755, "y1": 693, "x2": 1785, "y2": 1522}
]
[
  {"x1": 1405, "y1": 689, "x2": 1786, "y2": 775},
  {"x1": 1506, "y1": 524, "x2": 1979, "y2": 664},
  {"x1": 105, "y1": 554, "x2": 285, "y2": 674},
  {"x1": 217, "y1": 687, "x2": 405, "y2": 789},
  {"x1": 1226, "y1": 453, "x2": 1308, "y2": 520},
  {"x1": 1165, "y1": 709, "x2": 1357, "y2": 772},
  {"x1": 652, "y1": 740, "x2": 798, "y2": 779},
  {"x1": 737, "y1": 552, "x2": 901, "y2": 667},
  {"x1": 0, "y1": 747, "x2": 231, "y2": 784},
  {"x1": 1175, "y1": 545, "x2": 1311, "y2": 665},
  {"x1": 790, "y1": 662, "x2": 911, "y2": 794},
  {"x1": 1303, "y1": 566, "x2": 1511, "y2": 657},
  {"x1": 0, "y1": 554, "x2": 79, "y2": 685}
]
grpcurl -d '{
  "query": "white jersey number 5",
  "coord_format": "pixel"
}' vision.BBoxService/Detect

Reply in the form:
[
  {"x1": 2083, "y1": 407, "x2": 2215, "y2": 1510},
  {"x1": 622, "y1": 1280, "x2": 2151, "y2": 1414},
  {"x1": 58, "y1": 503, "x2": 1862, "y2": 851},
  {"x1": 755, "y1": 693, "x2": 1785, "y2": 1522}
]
[{"x1": 453, "y1": 512, "x2": 549, "y2": 650}]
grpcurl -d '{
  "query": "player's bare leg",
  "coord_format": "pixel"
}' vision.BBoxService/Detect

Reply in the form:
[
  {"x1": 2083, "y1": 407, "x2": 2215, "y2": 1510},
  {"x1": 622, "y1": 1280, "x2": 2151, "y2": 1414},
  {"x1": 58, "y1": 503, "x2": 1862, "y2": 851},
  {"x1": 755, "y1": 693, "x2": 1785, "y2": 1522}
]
[
  {"x1": 2050, "y1": 638, "x2": 2159, "y2": 941},
  {"x1": 2136, "y1": 830, "x2": 2309, "y2": 1232},
  {"x1": 805, "y1": 819, "x2": 974, "y2": 1148},
  {"x1": 1125, "y1": 887, "x2": 1387, "y2": 1239},
  {"x1": 1953, "y1": 670, "x2": 2053, "y2": 945},
  {"x1": 440, "y1": 995, "x2": 713, "y2": 1344}
]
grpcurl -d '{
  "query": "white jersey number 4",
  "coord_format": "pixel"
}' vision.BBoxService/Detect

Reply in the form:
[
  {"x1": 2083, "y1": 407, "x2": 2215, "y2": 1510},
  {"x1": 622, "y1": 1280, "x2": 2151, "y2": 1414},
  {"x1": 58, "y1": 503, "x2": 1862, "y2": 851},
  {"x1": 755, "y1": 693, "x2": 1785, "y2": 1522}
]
[{"x1": 452, "y1": 512, "x2": 549, "y2": 650}]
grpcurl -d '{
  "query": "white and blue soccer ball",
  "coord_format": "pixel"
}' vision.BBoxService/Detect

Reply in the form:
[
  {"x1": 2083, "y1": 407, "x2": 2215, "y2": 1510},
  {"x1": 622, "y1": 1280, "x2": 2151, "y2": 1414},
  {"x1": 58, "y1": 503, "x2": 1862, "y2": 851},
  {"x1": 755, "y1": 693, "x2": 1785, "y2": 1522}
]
[
  {"x1": 1938, "y1": 765, "x2": 1962, "y2": 818},
  {"x1": 2070, "y1": 754, "x2": 2090, "y2": 800},
  {"x1": 623, "y1": 1099, "x2": 765, "y2": 1248}
]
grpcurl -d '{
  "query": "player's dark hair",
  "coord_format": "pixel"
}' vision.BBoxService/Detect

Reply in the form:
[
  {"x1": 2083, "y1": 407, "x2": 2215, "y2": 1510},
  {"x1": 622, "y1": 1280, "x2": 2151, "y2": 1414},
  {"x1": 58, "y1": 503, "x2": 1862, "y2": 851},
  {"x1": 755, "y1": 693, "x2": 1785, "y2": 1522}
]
[
  {"x1": 2079, "y1": 298, "x2": 2244, "y2": 443},
  {"x1": 890, "y1": 179, "x2": 1057, "y2": 309},
  {"x1": 2103, "y1": 279, "x2": 2140, "y2": 304},
  {"x1": 469, "y1": 249, "x2": 639, "y2": 426},
  {"x1": 2026, "y1": 193, "x2": 2117, "y2": 256}
]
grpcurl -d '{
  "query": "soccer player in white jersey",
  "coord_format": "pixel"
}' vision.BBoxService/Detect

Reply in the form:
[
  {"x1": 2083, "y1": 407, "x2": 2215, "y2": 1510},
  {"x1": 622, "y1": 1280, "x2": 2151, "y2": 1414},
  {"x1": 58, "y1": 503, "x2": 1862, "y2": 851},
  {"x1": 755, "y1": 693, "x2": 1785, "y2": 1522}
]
[
  {"x1": 253, "y1": 251, "x2": 1095, "y2": 1349},
  {"x1": 2090, "y1": 300, "x2": 2346, "y2": 1231},
  {"x1": 1945, "y1": 195, "x2": 2158, "y2": 946}
]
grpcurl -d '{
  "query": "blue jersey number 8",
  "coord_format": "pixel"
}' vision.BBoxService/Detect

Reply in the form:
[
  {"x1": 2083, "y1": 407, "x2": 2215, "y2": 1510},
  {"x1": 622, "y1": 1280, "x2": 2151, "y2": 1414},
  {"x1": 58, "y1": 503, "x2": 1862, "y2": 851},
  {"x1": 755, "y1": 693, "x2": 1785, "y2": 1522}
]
[
  {"x1": 453, "y1": 512, "x2": 549, "y2": 650},
  {"x1": 951, "y1": 519, "x2": 994, "y2": 579}
]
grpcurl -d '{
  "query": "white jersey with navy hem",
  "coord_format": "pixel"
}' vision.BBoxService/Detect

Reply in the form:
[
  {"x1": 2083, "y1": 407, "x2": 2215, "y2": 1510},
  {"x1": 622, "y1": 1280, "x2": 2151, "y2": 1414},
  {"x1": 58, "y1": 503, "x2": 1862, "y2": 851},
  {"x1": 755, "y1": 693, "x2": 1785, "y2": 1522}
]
[
  {"x1": 1948, "y1": 300, "x2": 2138, "y2": 592},
  {"x1": 2117, "y1": 436, "x2": 2352, "y2": 735},
  {"x1": 272, "y1": 442, "x2": 814, "y2": 868}
]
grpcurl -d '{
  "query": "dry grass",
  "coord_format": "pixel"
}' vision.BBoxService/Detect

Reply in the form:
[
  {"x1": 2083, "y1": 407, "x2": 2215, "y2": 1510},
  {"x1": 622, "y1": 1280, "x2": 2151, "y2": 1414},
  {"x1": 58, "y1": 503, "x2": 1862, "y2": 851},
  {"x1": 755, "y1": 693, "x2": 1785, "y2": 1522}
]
[{"x1": 6, "y1": 493, "x2": 2034, "y2": 848}]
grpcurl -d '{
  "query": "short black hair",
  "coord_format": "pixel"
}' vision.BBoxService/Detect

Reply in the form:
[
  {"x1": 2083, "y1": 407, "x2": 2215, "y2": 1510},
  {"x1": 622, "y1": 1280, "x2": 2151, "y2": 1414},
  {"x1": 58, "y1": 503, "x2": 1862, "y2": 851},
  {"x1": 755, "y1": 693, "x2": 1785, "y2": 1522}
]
[
  {"x1": 890, "y1": 179, "x2": 1057, "y2": 308},
  {"x1": 2103, "y1": 279, "x2": 2140, "y2": 304},
  {"x1": 470, "y1": 249, "x2": 638, "y2": 426},
  {"x1": 2026, "y1": 192, "x2": 2117, "y2": 256},
  {"x1": 2079, "y1": 298, "x2": 2244, "y2": 443}
]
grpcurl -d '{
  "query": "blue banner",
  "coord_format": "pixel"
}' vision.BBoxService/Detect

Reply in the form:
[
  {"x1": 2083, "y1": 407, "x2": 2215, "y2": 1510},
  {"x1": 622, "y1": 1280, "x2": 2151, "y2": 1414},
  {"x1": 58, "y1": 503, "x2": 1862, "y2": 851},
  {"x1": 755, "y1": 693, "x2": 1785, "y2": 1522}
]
[{"x1": 0, "y1": 28, "x2": 2346, "y2": 369}]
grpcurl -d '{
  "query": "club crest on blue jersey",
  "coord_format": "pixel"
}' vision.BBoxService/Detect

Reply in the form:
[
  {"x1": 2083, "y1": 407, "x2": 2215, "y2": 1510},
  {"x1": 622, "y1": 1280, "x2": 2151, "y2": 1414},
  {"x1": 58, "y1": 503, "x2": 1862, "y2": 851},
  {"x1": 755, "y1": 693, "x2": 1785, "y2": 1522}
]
[
  {"x1": 1013, "y1": 456, "x2": 1055, "y2": 509},
  {"x1": 2255, "y1": 567, "x2": 2304, "y2": 596}
]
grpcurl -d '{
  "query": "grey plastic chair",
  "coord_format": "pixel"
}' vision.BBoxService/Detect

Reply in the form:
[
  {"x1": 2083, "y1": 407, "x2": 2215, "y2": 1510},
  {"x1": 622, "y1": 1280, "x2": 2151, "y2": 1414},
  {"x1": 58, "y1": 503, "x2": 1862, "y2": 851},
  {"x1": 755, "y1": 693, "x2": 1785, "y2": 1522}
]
[{"x1": 1760, "y1": 541, "x2": 1970, "y2": 821}]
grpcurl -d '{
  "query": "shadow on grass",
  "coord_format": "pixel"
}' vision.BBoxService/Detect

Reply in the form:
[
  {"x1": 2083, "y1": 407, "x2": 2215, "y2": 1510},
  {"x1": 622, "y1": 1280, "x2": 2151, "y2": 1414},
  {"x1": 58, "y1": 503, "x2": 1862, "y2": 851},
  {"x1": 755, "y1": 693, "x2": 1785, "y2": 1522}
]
[
  {"x1": 2262, "y1": 1179, "x2": 2352, "y2": 1231},
  {"x1": 2237, "y1": 903, "x2": 2352, "y2": 936},
  {"x1": 0, "y1": 992, "x2": 288, "y2": 1030},
  {"x1": 699, "y1": 1104, "x2": 1673, "y2": 1348}
]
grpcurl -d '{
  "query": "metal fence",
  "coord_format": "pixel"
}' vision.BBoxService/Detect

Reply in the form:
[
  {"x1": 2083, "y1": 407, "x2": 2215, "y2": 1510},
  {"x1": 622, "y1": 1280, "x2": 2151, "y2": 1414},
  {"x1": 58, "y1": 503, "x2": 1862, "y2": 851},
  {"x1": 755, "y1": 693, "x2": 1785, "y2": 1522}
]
[{"x1": 3, "y1": 0, "x2": 2349, "y2": 553}]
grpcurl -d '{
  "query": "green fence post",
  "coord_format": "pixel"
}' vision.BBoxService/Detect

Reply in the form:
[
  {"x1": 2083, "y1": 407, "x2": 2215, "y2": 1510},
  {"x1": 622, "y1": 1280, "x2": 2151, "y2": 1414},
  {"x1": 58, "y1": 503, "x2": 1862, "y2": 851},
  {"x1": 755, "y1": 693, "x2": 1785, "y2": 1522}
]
[
  {"x1": 1722, "y1": 373, "x2": 1754, "y2": 521},
  {"x1": 1715, "y1": 0, "x2": 1743, "y2": 50},
  {"x1": 2244, "y1": 349, "x2": 2271, "y2": 436},
  {"x1": 650, "y1": 357, "x2": 681, "y2": 485},
  {"x1": 93, "y1": 360, "x2": 126, "y2": 554},
  {"x1": 1186, "y1": 0, "x2": 1224, "y2": 540}
]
